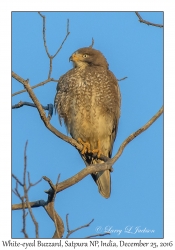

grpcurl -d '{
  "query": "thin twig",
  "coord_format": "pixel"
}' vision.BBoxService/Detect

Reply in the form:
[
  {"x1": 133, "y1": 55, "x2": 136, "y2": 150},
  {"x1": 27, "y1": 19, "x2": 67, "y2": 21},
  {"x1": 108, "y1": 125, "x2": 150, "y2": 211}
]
[
  {"x1": 52, "y1": 19, "x2": 70, "y2": 59},
  {"x1": 117, "y1": 76, "x2": 128, "y2": 81},
  {"x1": 43, "y1": 164, "x2": 112, "y2": 194},
  {"x1": 12, "y1": 174, "x2": 24, "y2": 187},
  {"x1": 12, "y1": 102, "x2": 53, "y2": 120},
  {"x1": 52, "y1": 174, "x2": 61, "y2": 238},
  {"x1": 23, "y1": 141, "x2": 39, "y2": 238},
  {"x1": 85, "y1": 232, "x2": 110, "y2": 238},
  {"x1": 89, "y1": 38, "x2": 94, "y2": 48},
  {"x1": 27, "y1": 172, "x2": 42, "y2": 192},
  {"x1": 66, "y1": 214, "x2": 70, "y2": 233},
  {"x1": 135, "y1": 12, "x2": 163, "y2": 28},
  {"x1": 66, "y1": 214, "x2": 94, "y2": 238},
  {"x1": 38, "y1": 12, "x2": 50, "y2": 57},
  {"x1": 42, "y1": 175, "x2": 64, "y2": 238},
  {"x1": 21, "y1": 197, "x2": 28, "y2": 239},
  {"x1": 112, "y1": 106, "x2": 163, "y2": 164},
  {"x1": 38, "y1": 12, "x2": 70, "y2": 78},
  {"x1": 12, "y1": 78, "x2": 57, "y2": 97}
]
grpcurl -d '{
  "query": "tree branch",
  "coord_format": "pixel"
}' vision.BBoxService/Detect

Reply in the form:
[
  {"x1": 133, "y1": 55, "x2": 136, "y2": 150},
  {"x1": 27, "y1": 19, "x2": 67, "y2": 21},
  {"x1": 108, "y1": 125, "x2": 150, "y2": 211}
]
[
  {"x1": 13, "y1": 163, "x2": 64, "y2": 238},
  {"x1": 23, "y1": 141, "x2": 39, "y2": 238},
  {"x1": 38, "y1": 12, "x2": 70, "y2": 78},
  {"x1": 12, "y1": 101, "x2": 53, "y2": 120},
  {"x1": 117, "y1": 76, "x2": 128, "y2": 81},
  {"x1": 66, "y1": 214, "x2": 94, "y2": 238},
  {"x1": 89, "y1": 37, "x2": 94, "y2": 48},
  {"x1": 111, "y1": 106, "x2": 163, "y2": 164},
  {"x1": 12, "y1": 78, "x2": 58, "y2": 97},
  {"x1": 52, "y1": 19, "x2": 70, "y2": 59},
  {"x1": 135, "y1": 12, "x2": 163, "y2": 28},
  {"x1": 85, "y1": 232, "x2": 110, "y2": 238}
]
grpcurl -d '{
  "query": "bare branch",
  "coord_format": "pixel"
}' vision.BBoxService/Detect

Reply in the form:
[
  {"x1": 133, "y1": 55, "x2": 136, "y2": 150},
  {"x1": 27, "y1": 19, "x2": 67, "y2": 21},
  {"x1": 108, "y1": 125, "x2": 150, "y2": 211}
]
[
  {"x1": 89, "y1": 38, "x2": 94, "y2": 48},
  {"x1": 21, "y1": 198, "x2": 29, "y2": 239},
  {"x1": 12, "y1": 101, "x2": 53, "y2": 120},
  {"x1": 112, "y1": 106, "x2": 163, "y2": 164},
  {"x1": 66, "y1": 214, "x2": 94, "y2": 238},
  {"x1": 23, "y1": 141, "x2": 39, "y2": 238},
  {"x1": 12, "y1": 78, "x2": 57, "y2": 97},
  {"x1": 117, "y1": 76, "x2": 128, "y2": 81},
  {"x1": 27, "y1": 172, "x2": 42, "y2": 192},
  {"x1": 135, "y1": 12, "x2": 163, "y2": 28},
  {"x1": 38, "y1": 12, "x2": 50, "y2": 57},
  {"x1": 52, "y1": 19, "x2": 70, "y2": 59},
  {"x1": 12, "y1": 141, "x2": 41, "y2": 237},
  {"x1": 38, "y1": 12, "x2": 70, "y2": 78},
  {"x1": 12, "y1": 200, "x2": 47, "y2": 210},
  {"x1": 12, "y1": 174, "x2": 23, "y2": 187},
  {"x1": 44, "y1": 201, "x2": 64, "y2": 238},
  {"x1": 52, "y1": 174, "x2": 61, "y2": 238},
  {"x1": 12, "y1": 198, "x2": 64, "y2": 238},
  {"x1": 66, "y1": 214, "x2": 70, "y2": 233},
  {"x1": 48, "y1": 164, "x2": 112, "y2": 194},
  {"x1": 39, "y1": 175, "x2": 64, "y2": 238},
  {"x1": 23, "y1": 141, "x2": 28, "y2": 186},
  {"x1": 85, "y1": 232, "x2": 110, "y2": 238}
]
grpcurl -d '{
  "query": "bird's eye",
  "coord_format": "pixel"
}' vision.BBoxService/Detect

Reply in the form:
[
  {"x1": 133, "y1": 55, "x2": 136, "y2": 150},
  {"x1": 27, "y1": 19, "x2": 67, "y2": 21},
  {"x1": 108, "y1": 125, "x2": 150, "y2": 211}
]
[{"x1": 83, "y1": 54, "x2": 88, "y2": 58}]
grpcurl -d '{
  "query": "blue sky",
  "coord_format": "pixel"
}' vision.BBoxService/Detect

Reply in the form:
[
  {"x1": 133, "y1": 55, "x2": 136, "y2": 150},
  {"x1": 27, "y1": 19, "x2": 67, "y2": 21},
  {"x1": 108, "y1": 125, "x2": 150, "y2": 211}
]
[{"x1": 12, "y1": 12, "x2": 163, "y2": 239}]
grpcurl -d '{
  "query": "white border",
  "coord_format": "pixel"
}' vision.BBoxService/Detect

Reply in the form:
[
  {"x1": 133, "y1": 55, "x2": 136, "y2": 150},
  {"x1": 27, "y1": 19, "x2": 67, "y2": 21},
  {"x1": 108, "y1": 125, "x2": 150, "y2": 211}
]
[{"x1": 1, "y1": 1, "x2": 175, "y2": 249}]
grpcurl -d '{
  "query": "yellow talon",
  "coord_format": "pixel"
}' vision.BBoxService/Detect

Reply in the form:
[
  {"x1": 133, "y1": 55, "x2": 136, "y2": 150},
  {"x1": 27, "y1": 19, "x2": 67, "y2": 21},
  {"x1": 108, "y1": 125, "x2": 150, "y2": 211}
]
[
  {"x1": 92, "y1": 140, "x2": 101, "y2": 158},
  {"x1": 77, "y1": 138, "x2": 91, "y2": 154},
  {"x1": 78, "y1": 138, "x2": 101, "y2": 158}
]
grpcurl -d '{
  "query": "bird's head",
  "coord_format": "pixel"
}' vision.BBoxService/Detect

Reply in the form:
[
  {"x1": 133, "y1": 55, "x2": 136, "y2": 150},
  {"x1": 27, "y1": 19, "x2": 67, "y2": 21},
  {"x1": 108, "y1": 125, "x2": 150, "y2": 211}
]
[{"x1": 69, "y1": 47, "x2": 109, "y2": 69}]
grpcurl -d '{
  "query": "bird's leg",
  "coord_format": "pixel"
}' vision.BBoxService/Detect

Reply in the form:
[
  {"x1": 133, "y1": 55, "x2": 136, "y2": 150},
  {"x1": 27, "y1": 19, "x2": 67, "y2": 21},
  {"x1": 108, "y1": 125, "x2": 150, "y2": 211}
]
[
  {"x1": 77, "y1": 138, "x2": 91, "y2": 154},
  {"x1": 92, "y1": 140, "x2": 102, "y2": 158}
]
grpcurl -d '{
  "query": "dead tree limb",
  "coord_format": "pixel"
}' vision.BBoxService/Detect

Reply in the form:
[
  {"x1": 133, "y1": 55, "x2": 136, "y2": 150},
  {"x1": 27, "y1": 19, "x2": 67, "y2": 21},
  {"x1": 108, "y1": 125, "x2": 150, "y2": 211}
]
[
  {"x1": 12, "y1": 78, "x2": 58, "y2": 97},
  {"x1": 12, "y1": 101, "x2": 53, "y2": 120},
  {"x1": 38, "y1": 12, "x2": 70, "y2": 78},
  {"x1": 12, "y1": 146, "x2": 64, "y2": 238},
  {"x1": 135, "y1": 12, "x2": 163, "y2": 28},
  {"x1": 66, "y1": 214, "x2": 94, "y2": 238}
]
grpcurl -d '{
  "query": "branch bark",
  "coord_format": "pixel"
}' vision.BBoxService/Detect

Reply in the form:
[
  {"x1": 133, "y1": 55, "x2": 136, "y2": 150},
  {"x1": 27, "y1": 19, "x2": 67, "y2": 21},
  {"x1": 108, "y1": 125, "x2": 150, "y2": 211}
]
[
  {"x1": 12, "y1": 78, "x2": 58, "y2": 97},
  {"x1": 38, "y1": 12, "x2": 70, "y2": 78},
  {"x1": 135, "y1": 12, "x2": 163, "y2": 28}
]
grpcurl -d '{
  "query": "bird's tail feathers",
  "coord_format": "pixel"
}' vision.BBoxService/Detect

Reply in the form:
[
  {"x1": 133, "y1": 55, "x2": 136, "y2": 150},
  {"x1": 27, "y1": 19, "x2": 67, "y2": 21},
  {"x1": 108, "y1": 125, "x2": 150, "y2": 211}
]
[{"x1": 92, "y1": 169, "x2": 111, "y2": 198}]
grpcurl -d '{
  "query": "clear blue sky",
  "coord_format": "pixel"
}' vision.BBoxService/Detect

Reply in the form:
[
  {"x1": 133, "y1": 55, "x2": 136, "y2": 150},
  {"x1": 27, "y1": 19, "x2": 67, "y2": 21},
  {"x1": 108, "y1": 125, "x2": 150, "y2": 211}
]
[{"x1": 12, "y1": 12, "x2": 163, "y2": 239}]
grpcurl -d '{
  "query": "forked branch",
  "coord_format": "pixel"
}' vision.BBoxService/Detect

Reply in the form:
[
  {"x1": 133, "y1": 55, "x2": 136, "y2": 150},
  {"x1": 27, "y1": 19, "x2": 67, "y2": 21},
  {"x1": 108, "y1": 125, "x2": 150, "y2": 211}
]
[{"x1": 38, "y1": 12, "x2": 70, "y2": 78}]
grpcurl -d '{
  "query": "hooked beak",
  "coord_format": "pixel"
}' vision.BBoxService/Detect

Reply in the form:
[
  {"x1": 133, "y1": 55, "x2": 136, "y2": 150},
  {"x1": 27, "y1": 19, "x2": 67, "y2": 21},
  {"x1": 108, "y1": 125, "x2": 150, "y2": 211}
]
[
  {"x1": 69, "y1": 55, "x2": 73, "y2": 62},
  {"x1": 69, "y1": 53, "x2": 79, "y2": 62}
]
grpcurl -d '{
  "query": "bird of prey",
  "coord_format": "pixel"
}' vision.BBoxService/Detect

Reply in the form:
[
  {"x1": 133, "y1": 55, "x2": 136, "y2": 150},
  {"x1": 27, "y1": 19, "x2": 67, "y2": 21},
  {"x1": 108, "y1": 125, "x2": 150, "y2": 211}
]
[{"x1": 54, "y1": 47, "x2": 121, "y2": 198}]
